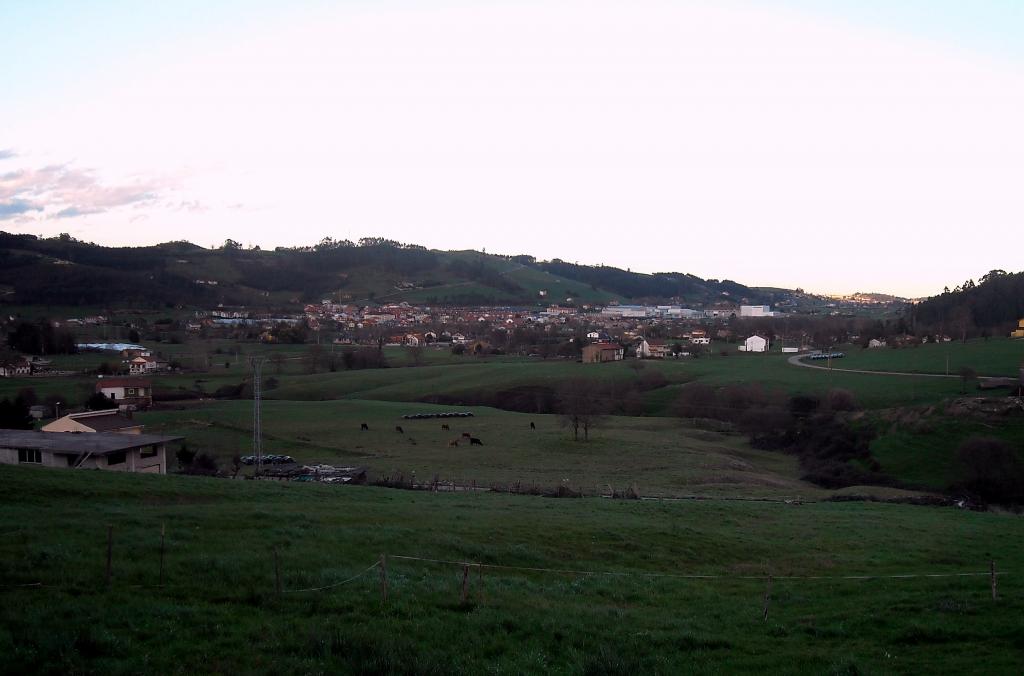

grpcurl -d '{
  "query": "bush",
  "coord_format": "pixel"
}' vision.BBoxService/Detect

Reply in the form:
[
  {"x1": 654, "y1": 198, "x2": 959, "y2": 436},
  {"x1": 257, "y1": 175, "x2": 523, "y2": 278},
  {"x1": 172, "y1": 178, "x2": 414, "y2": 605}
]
[
  {"x1": 175, "y1": 444, "x2": 196, "y2": 469},
  {"x1": 826, "y1": 388, "x2": 858, "y2": 412},
  {"x1": 85, "y1": 392, "x2": 118, "y2": 411},
  {"x1": 953, "y1": 437, "x2": 1024, "y2": 505}
]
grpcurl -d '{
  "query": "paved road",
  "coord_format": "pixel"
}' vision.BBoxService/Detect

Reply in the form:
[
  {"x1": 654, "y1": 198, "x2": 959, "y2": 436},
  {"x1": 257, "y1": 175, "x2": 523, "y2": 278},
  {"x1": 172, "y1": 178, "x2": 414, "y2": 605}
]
[{"x1": 787, "y1": 354, "x2": 959, "y2": 378}]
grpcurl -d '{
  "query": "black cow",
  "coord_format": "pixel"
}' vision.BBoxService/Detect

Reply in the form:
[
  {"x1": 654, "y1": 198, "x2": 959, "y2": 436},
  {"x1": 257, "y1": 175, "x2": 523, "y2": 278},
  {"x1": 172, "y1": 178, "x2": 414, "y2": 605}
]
[
  {"x1": 530, "y1": 421, "x2": 536, "y2": 430},
  {"x1": 470, "y1": 437, "x2": 483, "y2": 446},
  {"x1": 395, "y1": 425, "x2": 404, "y2": 434},
  {"x1": 360, "y1": 423, "x2": 369, "y2": 431},
  {"x1": 441, "y1": 423, "x2": 450, "y2": 431}
]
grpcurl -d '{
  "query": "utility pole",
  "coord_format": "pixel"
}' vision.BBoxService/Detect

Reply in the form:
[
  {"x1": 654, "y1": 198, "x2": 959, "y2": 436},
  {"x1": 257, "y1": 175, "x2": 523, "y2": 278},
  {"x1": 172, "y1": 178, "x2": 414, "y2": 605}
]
[{"x1": 250, "y1": 357, "x2": 265, "y2": 474}]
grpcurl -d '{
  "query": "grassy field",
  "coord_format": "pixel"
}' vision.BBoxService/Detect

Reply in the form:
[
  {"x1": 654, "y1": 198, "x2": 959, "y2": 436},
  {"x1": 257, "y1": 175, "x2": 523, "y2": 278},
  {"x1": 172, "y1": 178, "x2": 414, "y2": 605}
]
[
  {"x1": 1, "y1": 465, "x2": 1022, "y2": 674},
  {"x1": 259, "y1": 352, "x2": 973, "y2": 410},
  {"x1": 6, "y1": 337, "x2": 1015, "y2": 412},
  {"x1": 830, "y1": 339, "x2": 1024, "y2": 377},
  {"x1": 139, "y1": 399, "x2": 872, "y2": 500},
  {"x1": 871, "y1": 415, "x2": 1024, "y2": 491}
]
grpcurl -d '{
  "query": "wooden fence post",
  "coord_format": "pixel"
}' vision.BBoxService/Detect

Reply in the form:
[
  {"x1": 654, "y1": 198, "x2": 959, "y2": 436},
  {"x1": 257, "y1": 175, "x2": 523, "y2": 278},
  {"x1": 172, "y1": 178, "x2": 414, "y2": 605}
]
[
  {"x1": 273, "y1": 547, "x2": 282, "y2": 597},
  {"x1": 159, "y1": 523, "x2": 166, "y2": 587},
  {"x1": 461, "y1": 564, "x2": 470, "y2": 605},
  {"x1": 379, "y1": 554, "x2": 388, "y2": 603},
  {"x1": 105, "y1": 525, "x2": 114, "y2": 587},
  {"x1": 478, "y1": 563, "x2": 485, "y2": 603},
  {"x1": 762, "y1": 574, "x2": 773, "y2": 621},
  {"x1": 991, "y1": 560, "x2": 998, "y2": 600}
]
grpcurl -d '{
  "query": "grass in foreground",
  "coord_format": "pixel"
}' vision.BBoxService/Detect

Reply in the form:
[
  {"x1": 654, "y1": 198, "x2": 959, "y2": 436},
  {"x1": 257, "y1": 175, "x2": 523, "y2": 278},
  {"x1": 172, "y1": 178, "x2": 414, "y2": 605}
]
[{"x1": 1, "y1": 465, "x2": 1022, "y2": 674}]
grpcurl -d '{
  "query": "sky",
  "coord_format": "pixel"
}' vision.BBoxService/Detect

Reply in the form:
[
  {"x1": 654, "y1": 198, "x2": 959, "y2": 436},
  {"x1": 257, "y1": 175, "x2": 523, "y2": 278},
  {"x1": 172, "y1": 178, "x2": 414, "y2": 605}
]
[{"x1": 1, "y1": 0, "x2": 1022, "y2": 298}]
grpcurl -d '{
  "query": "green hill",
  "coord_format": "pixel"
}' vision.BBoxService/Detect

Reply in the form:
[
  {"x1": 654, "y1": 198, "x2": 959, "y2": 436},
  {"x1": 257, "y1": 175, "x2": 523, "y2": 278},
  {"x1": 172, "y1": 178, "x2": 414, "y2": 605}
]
[{"x1": 0, "y1": 232, "x2": 776, "y2": 309}]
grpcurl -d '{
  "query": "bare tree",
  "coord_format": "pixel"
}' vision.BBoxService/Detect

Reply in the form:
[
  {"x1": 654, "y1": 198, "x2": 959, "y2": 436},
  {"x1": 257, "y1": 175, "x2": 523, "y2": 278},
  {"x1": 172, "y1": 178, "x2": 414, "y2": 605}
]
[{"x1": 557, "y1": 378, "x2": 607, "y2": 441}]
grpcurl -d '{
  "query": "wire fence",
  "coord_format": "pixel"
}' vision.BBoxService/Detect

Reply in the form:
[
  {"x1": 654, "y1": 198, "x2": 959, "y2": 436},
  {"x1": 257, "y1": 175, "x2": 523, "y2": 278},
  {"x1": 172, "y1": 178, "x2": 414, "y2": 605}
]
[{"x1": 1, "y1": 530, "x2": 1010, "y2": 615}]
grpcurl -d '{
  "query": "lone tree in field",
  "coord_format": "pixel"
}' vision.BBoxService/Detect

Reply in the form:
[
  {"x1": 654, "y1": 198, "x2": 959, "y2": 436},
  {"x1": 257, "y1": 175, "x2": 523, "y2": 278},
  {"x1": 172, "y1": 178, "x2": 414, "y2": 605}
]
[{"x1": 557, "y1": 378, "x2": 606, "y2": 441}]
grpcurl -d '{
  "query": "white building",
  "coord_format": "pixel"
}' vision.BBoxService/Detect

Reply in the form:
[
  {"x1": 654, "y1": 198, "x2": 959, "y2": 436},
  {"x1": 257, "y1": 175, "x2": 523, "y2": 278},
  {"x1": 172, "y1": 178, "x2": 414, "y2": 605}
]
[
  {"x1": 740, "y1": 335, "x2": 769, "y2": 352},
  {"x1": 740, "y1": 305, "x2": 774, "y2": 318}
]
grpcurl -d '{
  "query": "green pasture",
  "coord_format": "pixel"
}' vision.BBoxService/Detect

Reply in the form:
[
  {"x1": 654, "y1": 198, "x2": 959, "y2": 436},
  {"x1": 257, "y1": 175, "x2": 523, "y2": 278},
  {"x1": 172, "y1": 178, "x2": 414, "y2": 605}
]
[
  {"x1": 1, "y1": 466, "x2": 1022, "y2": 674},
  {"x1": 139, "y1": 399, "x2": 843, "y2": 500},
  {"x1": 871, "y1": 415, "x2": 1024, "y2": 491},
  {"x1": 0, "y1": 345, "x2": 999, "y2": 414},
  {"x1": 261, "y1": 353, "x2": 973, "y2": 411},
  {"x1": 834, "y1": 339, "x2": 1024, "y2": 377}
]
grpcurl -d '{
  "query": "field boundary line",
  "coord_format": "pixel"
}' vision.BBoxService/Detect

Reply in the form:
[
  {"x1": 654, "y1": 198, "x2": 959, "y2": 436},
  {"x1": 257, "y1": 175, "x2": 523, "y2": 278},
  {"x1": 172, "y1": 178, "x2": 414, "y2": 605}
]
[{"x1": 390, "y1": 554, "x2": 1009, "y2": 582}]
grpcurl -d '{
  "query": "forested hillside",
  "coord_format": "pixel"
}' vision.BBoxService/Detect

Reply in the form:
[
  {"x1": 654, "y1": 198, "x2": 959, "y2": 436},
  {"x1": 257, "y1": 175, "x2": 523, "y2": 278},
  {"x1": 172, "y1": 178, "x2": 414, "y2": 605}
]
[
  {"x1": 0, "y1": 232, "x2": 775, "y2": 308},
  {"x1": 912, "y1": 270, "x2": 1024, "y2": 334}
]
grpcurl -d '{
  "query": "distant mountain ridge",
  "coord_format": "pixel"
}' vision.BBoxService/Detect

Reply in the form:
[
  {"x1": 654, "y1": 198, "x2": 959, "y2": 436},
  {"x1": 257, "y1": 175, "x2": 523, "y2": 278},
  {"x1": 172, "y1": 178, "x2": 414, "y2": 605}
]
[{"x1": 0, "y1": 231, "x2": 782, "y2": 309}]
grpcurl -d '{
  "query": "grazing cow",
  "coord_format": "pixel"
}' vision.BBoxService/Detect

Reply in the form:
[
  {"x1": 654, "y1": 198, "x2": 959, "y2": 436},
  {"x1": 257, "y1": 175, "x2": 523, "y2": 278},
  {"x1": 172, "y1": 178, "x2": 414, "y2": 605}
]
[
  {"x1": 470, "y1": 437, "x2": 483, "y2": 446},
  {"x1": 395, "y1": 425, "x2": 404, "y2": 434},
  {"x1": 530, "y1": 421, "x2": 536, "y2": 430},
  {"x1": 360, "y1": 423, "x2": 369, "y2": 431},
  {"x1": 441, "y1": 423, "x2": 450, "y2": 431},
  {"x1": 448, "y1": 439, "x2": 459, "y2": 447},
  {"x1": 461, "y1": 432, "x2": 471, "y2": 439}
]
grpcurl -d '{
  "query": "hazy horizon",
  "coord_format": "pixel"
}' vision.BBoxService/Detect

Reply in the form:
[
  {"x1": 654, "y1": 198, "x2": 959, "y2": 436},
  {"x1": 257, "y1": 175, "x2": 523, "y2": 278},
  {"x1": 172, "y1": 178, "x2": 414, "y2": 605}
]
[{"x1": 3, "y1": 0, "x2": 1022, "y2": 298}]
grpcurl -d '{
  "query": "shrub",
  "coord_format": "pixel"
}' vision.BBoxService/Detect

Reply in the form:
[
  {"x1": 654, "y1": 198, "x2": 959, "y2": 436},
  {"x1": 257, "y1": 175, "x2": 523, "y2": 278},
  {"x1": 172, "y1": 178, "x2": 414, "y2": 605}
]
[
  {"x1": 953, "y1": 437, "x2": 1024, "y2": 505},
  {"x1": 826, "y1": 388, "x2": 858, "y2": 412}
]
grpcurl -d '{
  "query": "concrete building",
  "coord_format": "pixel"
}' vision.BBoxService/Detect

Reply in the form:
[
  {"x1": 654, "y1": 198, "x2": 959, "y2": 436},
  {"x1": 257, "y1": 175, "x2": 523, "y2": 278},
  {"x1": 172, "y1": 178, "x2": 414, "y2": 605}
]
[
  {"x1": 581, "y1": 342, "x2": 624, "y2": 363},
  {"x1": 0, "y1": 430, "x2": 182, "y2": 474},
  {"x1": 739, "y1": 305, "x2": 774, "y2": 317}
]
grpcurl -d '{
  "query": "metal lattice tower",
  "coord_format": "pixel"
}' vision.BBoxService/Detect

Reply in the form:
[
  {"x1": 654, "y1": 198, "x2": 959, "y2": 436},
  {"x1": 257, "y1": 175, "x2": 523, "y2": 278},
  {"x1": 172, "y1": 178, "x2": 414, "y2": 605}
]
[{"x1": 251, "y1": 357, "x2": 265, "y2": 472}]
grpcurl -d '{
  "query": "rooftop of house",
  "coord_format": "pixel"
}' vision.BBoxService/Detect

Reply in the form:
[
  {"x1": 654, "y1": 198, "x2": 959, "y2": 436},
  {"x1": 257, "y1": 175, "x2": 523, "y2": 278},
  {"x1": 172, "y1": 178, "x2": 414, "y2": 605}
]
[
  {"x1": 95, "y1": 377, "x2": 152, "y2": 390},
  {"x1": 59, "y1": 410, "x2": 142, "y2": 432},
  {"x1": 0, "y1": 431, "x2": 183, "y2": 456}
]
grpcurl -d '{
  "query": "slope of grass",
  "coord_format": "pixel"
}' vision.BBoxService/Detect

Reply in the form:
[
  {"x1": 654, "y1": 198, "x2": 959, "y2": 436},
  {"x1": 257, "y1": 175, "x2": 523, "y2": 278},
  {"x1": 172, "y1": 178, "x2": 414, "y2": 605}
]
[
  {"x1": 262, "y1": 353, "x2": 973, "y2": 410},
  {"x1": 836, "y1": 338, "x2": 1024, "y2": 377},
  {"x1": 1, "y1": 465, "x2": 1022, "y2": 674},
  {"x1": 871, "y1": 415, "x2": 1024, "y2": 491},
  {"x1": 139, "y1": 399, "x2": 830, "y2": 499}
]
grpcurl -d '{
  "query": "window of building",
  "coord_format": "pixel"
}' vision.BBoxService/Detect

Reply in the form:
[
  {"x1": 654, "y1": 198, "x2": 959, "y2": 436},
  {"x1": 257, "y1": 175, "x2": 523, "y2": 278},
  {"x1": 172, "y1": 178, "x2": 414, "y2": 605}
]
[
  {"x1": 127, "y1": 388, "x2": 136, "y2": 395},
  {"x1": 17, "y1": 448, "x2": 42, "y2": 464},
  {"x1": 140, "y1": 446, "x2": 158, "y2": 458},
  {"x1": 107, "y1": 451, "x2": 127, "y2": 466}
]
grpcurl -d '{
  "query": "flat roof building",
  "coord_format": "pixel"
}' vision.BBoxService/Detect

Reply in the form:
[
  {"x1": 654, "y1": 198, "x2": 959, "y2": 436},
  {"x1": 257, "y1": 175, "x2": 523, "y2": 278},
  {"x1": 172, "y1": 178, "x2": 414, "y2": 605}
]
[{"x1": 0, "y1": 430, "x2": 182, "y2": 474}]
